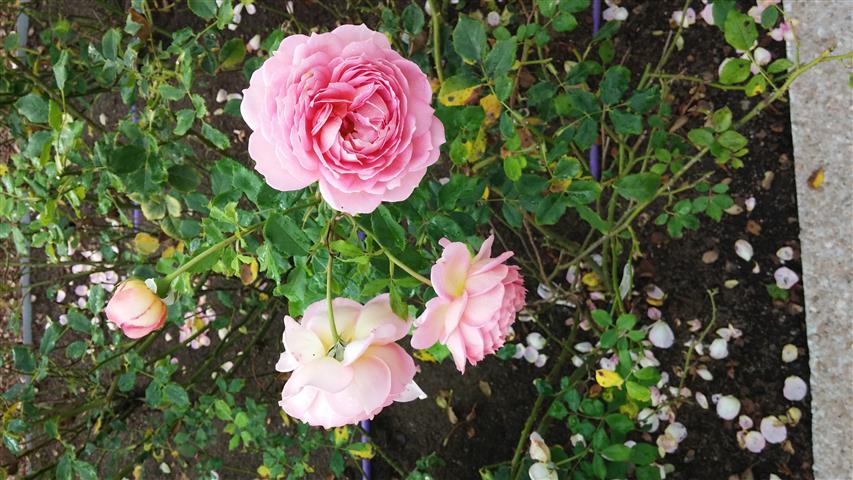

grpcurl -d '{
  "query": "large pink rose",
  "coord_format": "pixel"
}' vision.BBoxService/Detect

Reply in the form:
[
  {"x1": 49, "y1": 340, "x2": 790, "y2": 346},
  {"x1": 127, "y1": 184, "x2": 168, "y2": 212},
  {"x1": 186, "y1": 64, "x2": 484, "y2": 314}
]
[
  {"x1": 411, "y1": 236, "x2": 526, "y2": 373},
  {"x1": 241, "y1": 24, "x2": 445, "y2": 214},
  {"x1": 276, "y1": 294, "x2": 425, "y2": 428}
]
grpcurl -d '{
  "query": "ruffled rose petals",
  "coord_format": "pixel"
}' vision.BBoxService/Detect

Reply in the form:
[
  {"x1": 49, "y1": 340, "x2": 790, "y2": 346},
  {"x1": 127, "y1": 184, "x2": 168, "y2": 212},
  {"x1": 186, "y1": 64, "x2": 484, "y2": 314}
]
[
  {"x1": 411, "y1": 235, "x2": 526, "y2": 373},
  {"x1": 241, "y1": 24, "x2": 445, "y2": 214},
  {"x1": 276, "y1": 295, "x2": 425, "y2": 429}
]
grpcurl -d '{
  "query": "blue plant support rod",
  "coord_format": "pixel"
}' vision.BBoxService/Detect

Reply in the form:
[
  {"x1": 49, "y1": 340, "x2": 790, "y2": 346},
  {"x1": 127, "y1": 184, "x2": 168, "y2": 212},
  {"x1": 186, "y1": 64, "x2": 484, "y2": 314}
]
[
  {"x1": 360, "y1": 419, "x2": 372, "y2": 479},
  {"x1": 590, "y1": 0, "x2": 602, "y2": 180}
]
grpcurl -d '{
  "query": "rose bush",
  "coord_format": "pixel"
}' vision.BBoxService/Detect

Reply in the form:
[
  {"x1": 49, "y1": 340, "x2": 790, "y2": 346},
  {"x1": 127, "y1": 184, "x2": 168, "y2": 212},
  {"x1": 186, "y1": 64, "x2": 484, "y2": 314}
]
[
  {"x1": 241, "y1": 24, "x2": 445, "y2": 214},
  {"x1": 2, "y1": 0, "x2": 845, "y2": 478}
]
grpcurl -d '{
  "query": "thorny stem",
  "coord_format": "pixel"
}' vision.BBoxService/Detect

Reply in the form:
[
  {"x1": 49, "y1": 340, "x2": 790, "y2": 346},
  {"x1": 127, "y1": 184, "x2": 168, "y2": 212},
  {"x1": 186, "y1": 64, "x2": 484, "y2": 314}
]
[
  {"x1": 427, "y1": 0, "x2": 444, "y2": 84},
  {"x1": 640, "y1": 0, "x2": 694, "y2": 90}
]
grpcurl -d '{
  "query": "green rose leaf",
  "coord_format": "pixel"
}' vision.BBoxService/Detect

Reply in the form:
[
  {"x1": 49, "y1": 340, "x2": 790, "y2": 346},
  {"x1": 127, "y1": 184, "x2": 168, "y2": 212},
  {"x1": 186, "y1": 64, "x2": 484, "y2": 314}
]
[
  {"x1": 15, "y1": 93, "x2": 49, "y2": 123},
  {"x1": 601, "y1": 444, "x2": 632, "y2": 462},
  {"x1": 219, "y1": 38, "x2": 246, "y2": 70},
  {"x1": 402, "y1": 3, "x2": 425, "y2": 35},
  {"x1": 108, "y1": 144, "x2": 145, "y2": 174},
  {"x1": 601, "y1": 66, "x2": 631, "y2": 104},
  {"x1": 609, "y1": 109, "x2": 643, "y2": 135},
  {"x1": 484, "y1": 38, "x2": 517, "y2": 78},
  {"x1": 719, "y1": 58, "x2": 751, "y2": 84},
  {"x1": 188, "y1": 0, "x2": 217, "y2": 19},
  {"x1": 614, "y1": 173, "x2": 660, "y2": 202},
  {"x1": 724, "y1": 11, "x2": 758, "y2": 51},
  {"x1": 264, "y1": 213, "x2": 310, "y2": 257},
  {"x1": 168, "y1": 164, "x2": 201, "y2": 192},
  {"x1": 452, "y1": 16, "x2": 487, "y2": 62}
]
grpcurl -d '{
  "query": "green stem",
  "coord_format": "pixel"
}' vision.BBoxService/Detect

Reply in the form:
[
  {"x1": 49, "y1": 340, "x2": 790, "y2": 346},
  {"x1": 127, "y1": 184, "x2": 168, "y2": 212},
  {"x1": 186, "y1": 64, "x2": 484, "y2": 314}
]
[
  {"x1": 162, "y1": 222, "x2": 262, "y2": 283},
  {"x1": 350, "y1": 217, "x2": 432, "y2": 287},
  {"x1": 427, "y1": 0, "x2": 444, "y2": 85},
  {"x1": 326, "y1": 249, "x2": 341, "y2": 344},
  {"x1": 735, "y1": 50, "x2": 853, "y2": 129}
]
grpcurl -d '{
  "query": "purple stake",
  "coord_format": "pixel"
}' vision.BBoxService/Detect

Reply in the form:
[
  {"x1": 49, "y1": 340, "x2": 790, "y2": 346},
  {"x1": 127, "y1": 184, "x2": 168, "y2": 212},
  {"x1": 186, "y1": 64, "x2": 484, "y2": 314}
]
[
  {"x1": 592, "y1": 0, "x2": 602, "y2": 33},
  {"x1": 360, "y1": 419, "x2": 372, "y2": 479},
  {"x1": 590, "y1": 0, "x2": 602, "y2": 180},
  {"x1": 130, "y1": 105, "x2": 141, "y2": 230}
]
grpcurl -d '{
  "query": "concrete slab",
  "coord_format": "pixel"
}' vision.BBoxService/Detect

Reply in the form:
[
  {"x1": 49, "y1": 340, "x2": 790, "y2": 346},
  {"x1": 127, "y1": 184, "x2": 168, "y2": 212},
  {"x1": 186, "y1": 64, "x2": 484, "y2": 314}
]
[{"x1": 785, "y1": 1, "x2": 853, "y2": 479}]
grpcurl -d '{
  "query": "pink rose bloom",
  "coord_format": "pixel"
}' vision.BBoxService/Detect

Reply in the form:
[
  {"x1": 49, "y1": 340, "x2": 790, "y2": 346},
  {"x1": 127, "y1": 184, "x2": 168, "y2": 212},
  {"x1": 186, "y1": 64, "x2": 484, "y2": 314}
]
[
  {"x1": 105, "y1": 279, "x2": 167, "y2": 339},
  {"x1": 276, "y1": 294, "x2": 425, "y2": 428},
  {"x1": 241, "y1": 24, "x2": 445, "y2": 214},
  {"x1": 411, "y1": 236, "x2": 526, "y2": 373}
]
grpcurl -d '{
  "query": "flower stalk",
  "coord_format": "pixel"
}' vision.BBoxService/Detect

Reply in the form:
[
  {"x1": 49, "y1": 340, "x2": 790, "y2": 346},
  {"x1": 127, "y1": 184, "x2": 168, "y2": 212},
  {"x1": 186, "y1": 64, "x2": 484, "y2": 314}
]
[{"x1": 350, "y1": 217, "x2": 432, "y2": 288}]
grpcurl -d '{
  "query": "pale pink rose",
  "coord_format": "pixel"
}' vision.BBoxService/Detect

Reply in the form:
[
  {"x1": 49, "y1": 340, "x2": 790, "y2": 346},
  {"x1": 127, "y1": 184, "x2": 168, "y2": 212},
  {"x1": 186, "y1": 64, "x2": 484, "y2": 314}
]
[
  {"x1": 276, "y1": 294, "x2": 424, "y2": 428},
  {"x1": 241, "y1": 24, "x2": 445, "y2": 214},
  {"x1": 104, "y1": 279, "x2": 167, "y2": 339},
  {"x1": 411, "y1": 236, "x2": 526, "y2": 372}
]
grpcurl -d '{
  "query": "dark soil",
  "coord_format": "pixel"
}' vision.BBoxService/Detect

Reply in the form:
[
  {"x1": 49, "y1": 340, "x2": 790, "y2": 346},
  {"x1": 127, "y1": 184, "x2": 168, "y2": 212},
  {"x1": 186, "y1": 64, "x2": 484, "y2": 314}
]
[{"x1": 623, "y1": 2, "x2": 811, "y2": 479}]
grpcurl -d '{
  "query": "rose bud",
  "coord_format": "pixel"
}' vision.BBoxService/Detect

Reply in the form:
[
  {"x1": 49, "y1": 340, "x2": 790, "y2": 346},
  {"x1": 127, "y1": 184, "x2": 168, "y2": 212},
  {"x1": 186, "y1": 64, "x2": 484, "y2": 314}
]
[{"x1": 105, "y1": 279, "x2": 167, "y2": 338}]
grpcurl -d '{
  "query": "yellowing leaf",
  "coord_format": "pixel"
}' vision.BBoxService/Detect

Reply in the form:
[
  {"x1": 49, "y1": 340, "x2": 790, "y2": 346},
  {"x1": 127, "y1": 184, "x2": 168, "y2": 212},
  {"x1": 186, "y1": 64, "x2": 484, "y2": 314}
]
[
  {"x1": 808, "y1": 167, "x2": 824, "y2": 189},
  {"x1": 464, "y1": 128, "x2": 487, "y2": 162},
  {"x1": 346, "y1": 442, "x2": 375, "y2": 460},
  {"x1": 430, "y1": 77, "x2": 440, "y2": 93},
  {"x1": 619, "y1": 401, "x2": 639, "y2": 418},
  {"x1": 414, "y1": 349, "x2": 439, "y2": 363},
  {"x1": 334, "y1": 426, "x2": 350, "y2": 446},
  {"x1": 240, "y1": 258, "x2": 259, "y2": 285},
  {"x1": 595, "y1": 369, "x2": 624, "y2": 389},
  {"x1": 0, "y1": 164, "x2": 8, "y2": 176},
  {"x1": 162, "y1": 242, "x2": 183, "y2": 259},
  {"x1": 257, "y1": 465, "x2": 271, "y2": 478},
  {"x1": 440, "y1": 85, "x2": 478, "y2": 106},
  {"x1": 745, "y1": 76, "x2": 766, "y2": 97},
  {"x1": 438, "y1": 74, "x2": 481, "y2": 106},
  {"x1": 482, "y1": 186, "x2": 490, "y2": 200},
  {"x1": 134, "y1": 232, "x2": 160, "y2": 255},
  {"x1": 549, "y1": 179, "x2": 572, "y2": 192},
  {"x1": 582, "y1": 272, "x2": 600, "y2": 288},
  {"x1": 479, "y1": 94, "x2": 501, "y2": 126}
]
